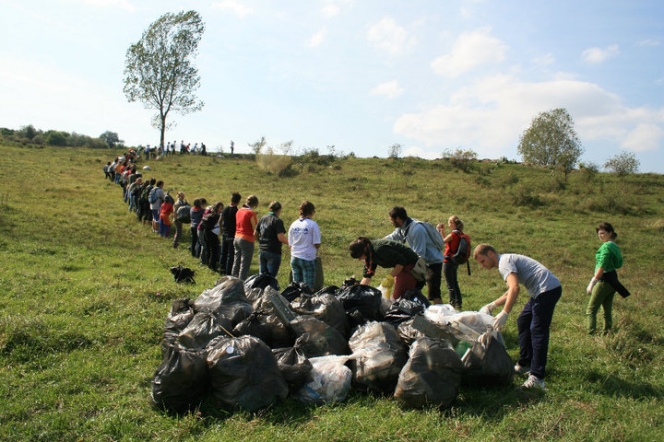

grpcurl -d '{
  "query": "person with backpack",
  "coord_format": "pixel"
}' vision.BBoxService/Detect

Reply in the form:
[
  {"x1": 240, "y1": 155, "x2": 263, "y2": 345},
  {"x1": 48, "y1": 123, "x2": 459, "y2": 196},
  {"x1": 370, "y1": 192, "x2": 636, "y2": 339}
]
[
  {"x1": 438, "y1": 215, "x2": 470, "y2": 309},
  {"x1": 138, "y1": 178, "x2": 155, "y2": 225},
  {"x1": 172, "y1": 192, "x2": 190, "y2": 249},
  {"x1": 202, "y1": 202, "x2": 224, "y2": 272},
  {"x1": 189, "y1": 198, "x2": 207, "y2": 258},
  {"x1": 384, "y1": 206, "x2": 443, "y2": 304},
  {"x1": 149, "y1": 180, "x2": 165, "y2": 233},
  {"x1": 475, "y1": 243, "x2": 562, "y2": 390},
  {"x1": 220, "y1": 192, "x2": 241, "y2": 276},
  {"x1": 585, "y1": 222, "x2": 630, "y2": 335}
]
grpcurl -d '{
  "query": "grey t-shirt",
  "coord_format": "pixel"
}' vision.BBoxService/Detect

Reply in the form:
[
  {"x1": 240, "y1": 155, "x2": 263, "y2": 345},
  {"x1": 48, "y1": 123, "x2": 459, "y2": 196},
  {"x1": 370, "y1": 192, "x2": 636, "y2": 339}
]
[{"x1": 498, "y1": 254, "x2": 561, "y2": 298}]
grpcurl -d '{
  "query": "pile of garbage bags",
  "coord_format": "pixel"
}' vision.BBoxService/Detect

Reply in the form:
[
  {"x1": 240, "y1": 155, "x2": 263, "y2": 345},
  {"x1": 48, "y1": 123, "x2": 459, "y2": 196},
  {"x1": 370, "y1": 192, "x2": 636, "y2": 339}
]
[{"x1": 151, "y1": 276, "x2": 514, "y2": 414}]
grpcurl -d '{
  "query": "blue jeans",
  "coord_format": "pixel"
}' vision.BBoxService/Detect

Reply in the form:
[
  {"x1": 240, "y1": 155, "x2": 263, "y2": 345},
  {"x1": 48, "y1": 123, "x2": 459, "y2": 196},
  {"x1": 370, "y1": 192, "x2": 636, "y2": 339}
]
[
  {"x1": 516, "y1": 286, "x2": 562, "y2": 380},
  {"x1": 259, "y1": 250, "x2": 282, "y2": 278}
]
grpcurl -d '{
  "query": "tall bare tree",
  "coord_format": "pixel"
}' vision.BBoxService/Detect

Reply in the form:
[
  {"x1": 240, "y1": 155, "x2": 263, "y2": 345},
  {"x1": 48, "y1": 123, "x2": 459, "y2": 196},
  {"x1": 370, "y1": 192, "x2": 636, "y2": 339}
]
[{"x1": 123, "y1": 10, "x2": 205, "y2": 148}]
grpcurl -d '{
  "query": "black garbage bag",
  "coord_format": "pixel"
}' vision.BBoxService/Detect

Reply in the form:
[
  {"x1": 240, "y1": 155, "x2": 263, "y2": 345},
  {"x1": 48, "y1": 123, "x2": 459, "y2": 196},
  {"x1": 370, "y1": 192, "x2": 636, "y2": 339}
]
[
  {"x1": 178, "y1": 312, "x2": 231, "y2": 349},
  {"x1": 336, "y1": 284, "x2": 383, "y2": 328},
  {"x1": 314, "y1": 285, "x2": 340, "y2": 296},
  {"x1": 170, "y1": 265, "x2": 196, "y2": 284},
  {"x1": 461, "y1": 328, "x2": 514, "y2": 387},
  {"x1": 194, "y1": 277, "x2": 253, "y2": 329},
  {"x1": 384, "y1": 296, "x2": 429, "y2": 327},
  {"x1": 151, "y1": 345, "x2": 209, "y2": 414},
  {"x1": 289, "y1": 315, "x2": 350, "y2": 358},
  {"x1": 281, "y1": 281, "x2": 314, "y2": 302},
  {"x1": 162, "y1": 298, "x2": 195, "y2": 356},
  {"x1": 348, "y1": 321, "x2": 408, "y2": 395},
  {"x1": 394, "y1": 337, "x2": 463, "y2": 409},
  {"x1": 206, "y1": 335, "x2": 288, "y2": 412},
  {"x1": 244, "y1": 273, "x2": 280, "y2": 292},
  {"x1": 250, "y1": 288, "x2": 297, "y2": 348},
  {"x1": 291, "y1": 293, "x2": 351, "y2": 339},
  {"x1": 232, "y1": 311, "x2": 272, "y2": 342},
  {"x1": 272, "y1": 337, "x2": 313, "y2": 391}
]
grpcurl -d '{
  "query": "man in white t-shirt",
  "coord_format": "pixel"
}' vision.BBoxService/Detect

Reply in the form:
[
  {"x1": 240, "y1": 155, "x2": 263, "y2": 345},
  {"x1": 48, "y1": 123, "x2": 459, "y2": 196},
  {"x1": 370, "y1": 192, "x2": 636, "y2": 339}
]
[{"x1": 474, "y1": 243, "x2": 562, "y2": 390}]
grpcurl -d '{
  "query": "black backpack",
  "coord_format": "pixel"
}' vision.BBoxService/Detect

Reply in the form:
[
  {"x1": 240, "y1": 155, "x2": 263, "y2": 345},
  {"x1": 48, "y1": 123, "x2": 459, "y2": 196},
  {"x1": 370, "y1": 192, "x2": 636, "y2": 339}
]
[
  {"x1": 176, "y1": 204, "x2": 192, "y2": 223},
  {"x1": 140, "y1": 184, "x2": 153, "y2": 202}
]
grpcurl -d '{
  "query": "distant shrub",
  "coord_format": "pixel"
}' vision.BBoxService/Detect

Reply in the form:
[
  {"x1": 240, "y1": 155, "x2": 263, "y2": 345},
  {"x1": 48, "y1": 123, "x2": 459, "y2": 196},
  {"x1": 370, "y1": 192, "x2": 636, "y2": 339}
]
[
  {"x1": 604, "y1": 151, "x2": 640, "y2": 177},
  {"x1": 510, "y1": 185, "x2": 543, "y2": 208},
  {"x1": 578, "y1": 161, "x2": 599, "y2": 183},
  {"x1": 442, "y1": 148, "x2": 478, "y2": 173},
  {"x1": 256, "y1": 152, "x2": 292, "y2": 176},
  {"x1": 502, "y1": 173, "x2": 519, "y2": 186}
]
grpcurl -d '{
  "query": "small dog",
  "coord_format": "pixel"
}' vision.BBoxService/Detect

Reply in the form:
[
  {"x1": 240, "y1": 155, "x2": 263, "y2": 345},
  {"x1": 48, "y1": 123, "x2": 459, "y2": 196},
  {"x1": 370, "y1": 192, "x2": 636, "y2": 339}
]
[{"x1": 170, "y1": 265, "x2": 196, "y2": 284}]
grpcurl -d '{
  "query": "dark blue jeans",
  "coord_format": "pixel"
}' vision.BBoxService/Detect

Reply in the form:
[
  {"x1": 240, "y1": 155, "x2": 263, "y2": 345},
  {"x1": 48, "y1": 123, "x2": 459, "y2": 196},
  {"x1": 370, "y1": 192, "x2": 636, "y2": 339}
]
[
  {"x1": 259, "y1": 250, "x2": 282, "y2": 278},
  {"x1": 517, "y1": 286, "x2": 562, "y2": 380}
]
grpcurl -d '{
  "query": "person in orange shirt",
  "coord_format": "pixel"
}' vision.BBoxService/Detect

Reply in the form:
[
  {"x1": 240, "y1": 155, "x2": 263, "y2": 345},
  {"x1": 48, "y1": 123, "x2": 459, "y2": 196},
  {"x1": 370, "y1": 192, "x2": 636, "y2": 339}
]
[
  {"x1": 159, "y1": 194, "x2": 174, "y2": 238},
  {"x1": 231, "y1": 195, "x2": 259, "y2": 280}
]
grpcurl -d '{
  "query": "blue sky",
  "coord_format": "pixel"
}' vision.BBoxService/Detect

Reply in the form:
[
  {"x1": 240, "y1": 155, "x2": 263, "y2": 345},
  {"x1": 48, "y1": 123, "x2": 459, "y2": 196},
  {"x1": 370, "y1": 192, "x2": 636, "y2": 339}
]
[{"x1": 1, "y1": 0, "x2": 663, "y2": 172}]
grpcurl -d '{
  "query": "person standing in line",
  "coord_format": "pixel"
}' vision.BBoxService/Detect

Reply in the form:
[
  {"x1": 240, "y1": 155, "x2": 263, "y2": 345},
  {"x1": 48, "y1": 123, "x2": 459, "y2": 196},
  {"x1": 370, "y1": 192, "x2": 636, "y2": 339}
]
[
  {"x1": 172, "y1": 191, "x2": 189, "y2": 249},
  {"x1": 159, "y1": 194, "x2": 174, "y2": 238},
  {"x1": 203, "y1": 202, "x2": 224, "y2": 272},
  {"x1": 349, "y1": 237, "x2": 420, "y2": 301},
  {"x1": 288, "y1": 201, "x2": 321, "y2": 289},
  {"x1": 437, "y1": 215, "x2": 466, "y2": 309},
  {"x1": 232, "y1": 195, "x2": 259, "y2": 280},
  {"x1": 586, "y1": 222, "x2": 630, "y2": 335},
  {"x1": 149, "y1": 180, "x2": 165, "y2": 233},
  {"x1": 475, "y1": 244, "x2": 562, "y2": 390},
  {"x1": 385, "y1": 206, "x2": 443, "y2": 304},
  {"x1": 189, "y1": 198, "x2": 206, "y2": 258},
  {"x1": 255, "y1": 201, "x2": 289, "y2": 279},
  {"x1": 220, "y1": 192, "x2": 241, "y2": 275}
]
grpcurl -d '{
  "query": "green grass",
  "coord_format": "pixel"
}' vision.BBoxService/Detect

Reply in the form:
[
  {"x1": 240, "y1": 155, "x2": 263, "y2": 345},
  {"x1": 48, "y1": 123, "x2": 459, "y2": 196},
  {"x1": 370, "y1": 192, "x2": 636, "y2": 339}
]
[{"x1": 0, "y1": 144, "x2": 663, "y2": 441}]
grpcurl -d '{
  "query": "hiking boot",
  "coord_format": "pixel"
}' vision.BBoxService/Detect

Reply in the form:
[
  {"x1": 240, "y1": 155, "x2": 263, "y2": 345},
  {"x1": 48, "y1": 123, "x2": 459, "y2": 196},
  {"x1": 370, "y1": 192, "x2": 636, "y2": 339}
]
[
  {"x1": 521, "y1": 374, "x2": 545, "y2": 390},
  {"x1": 514, "y1": 363, "x2": 531, "y2": 374}
]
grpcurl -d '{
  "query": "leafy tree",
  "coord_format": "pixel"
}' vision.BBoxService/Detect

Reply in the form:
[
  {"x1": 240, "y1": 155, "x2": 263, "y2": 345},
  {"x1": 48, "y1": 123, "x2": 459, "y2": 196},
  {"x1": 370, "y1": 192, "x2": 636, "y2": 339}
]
[
  {"x1": 388, "y1": 143, "x2": 403, "y2": 159},
  {"x1": 517, "y1": 108, "x2": 584, "y2": 179},
  {"x1": 44, "y1": 130, "x2": 68, "y2": 146},
  {"x1": 100, "y1": 131, "x2": 122, "y2": 148},
  {"x1": 604, "y1": 151, "x2": 640, "y2": 177},
  {"x1": 123, "y1": 10, "x2": 205, "y2": 149},
  {"x1": 249, "y1": 136, "x2": 267, "y2": 156},
  {"x1": 20, "y1": 124, "x2": 37, "y2": 140}
]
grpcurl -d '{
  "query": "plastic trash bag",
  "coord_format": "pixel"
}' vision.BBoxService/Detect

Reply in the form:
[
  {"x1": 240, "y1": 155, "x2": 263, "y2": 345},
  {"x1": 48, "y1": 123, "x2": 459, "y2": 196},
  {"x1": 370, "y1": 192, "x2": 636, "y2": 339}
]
[
  {"x1": 384, "y1": 293, "x2": 429, "y2": 327},
  {"x1": 336, "y1": 284, "x2": 384, "y2": 328},
  {"x1": 291, "y1": 293, "x2": 350, "y2": 339},
  {"x1": 162, "y1": 298, "x2": 195, "y2": 356},
  {"x1": 177, "y1": 312, "x2": 230, "y2": 349},
  {"x1": 461, "y1": 328, "x2": 514, "y2": 387},
  {"x1": 151, "y1": 345, "x2": 209, "y2": 414},
  {"x1": 281, "y1": 281, "x2": 314, "y2": 302},
  {"x1": 244, "y1": 273, "x2": 280, "y2": 292},
  {"x1": 272, "y1": 337, "x2": 313, "y2": 391},
  {"x1": 348, "y1": 321, "x2": 408, "y2": 395},
  {"x1": 289, "y1": 315, "x2": 350, "y2": 357},
  {"x1": 293, "y1": 355, "x2": 353, "y2": 405},
  {"x1": 206, "y1": 335, "x2": 288, "y2": 412},
  {"x1": 394, "y1": 337, "x2": 464, "y2": 409},
  {"x1": 396, "y1": 317, "x2": 427, "y2": 348},
  {"x1": 194, "y1": 277, "x2": 253, "y2": 330}
]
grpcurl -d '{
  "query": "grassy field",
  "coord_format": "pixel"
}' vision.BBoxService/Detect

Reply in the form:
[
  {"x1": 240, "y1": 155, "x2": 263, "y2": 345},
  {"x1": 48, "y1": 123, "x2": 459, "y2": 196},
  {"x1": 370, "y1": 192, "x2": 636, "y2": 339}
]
[{"x1": 0, "y1": 144, "x2": 663, "y2": 441}]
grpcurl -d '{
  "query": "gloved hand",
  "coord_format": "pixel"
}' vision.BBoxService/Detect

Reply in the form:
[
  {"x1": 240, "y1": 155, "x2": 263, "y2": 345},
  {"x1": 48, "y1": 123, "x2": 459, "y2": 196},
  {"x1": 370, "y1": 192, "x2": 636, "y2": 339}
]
[
  {"x1": 479, "y1": 302, "x2": 496, "y2": 315},
  {"x1": 586, "y1": 277, "x2": 598, "y2": 294},
  {"x1": 493, "y1": 310, "x2": 509, "y2": 331}
]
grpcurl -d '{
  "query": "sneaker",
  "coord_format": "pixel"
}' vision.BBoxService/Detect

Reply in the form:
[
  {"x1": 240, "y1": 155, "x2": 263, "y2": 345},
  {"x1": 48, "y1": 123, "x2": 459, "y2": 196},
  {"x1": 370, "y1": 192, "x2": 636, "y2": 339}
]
[
  {"x1": 514, "y1": 363, "x2": 531, "y2": 374},
  {"x1": 521, "y1": 374, "x2": 545, "y2": 390}
]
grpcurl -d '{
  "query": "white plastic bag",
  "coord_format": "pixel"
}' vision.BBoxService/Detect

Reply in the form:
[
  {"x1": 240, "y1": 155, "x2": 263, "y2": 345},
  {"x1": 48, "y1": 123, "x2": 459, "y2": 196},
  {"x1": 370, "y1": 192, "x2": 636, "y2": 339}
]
[{"x1": 293, "y1": 355, "x2": 352, "y2": 405}]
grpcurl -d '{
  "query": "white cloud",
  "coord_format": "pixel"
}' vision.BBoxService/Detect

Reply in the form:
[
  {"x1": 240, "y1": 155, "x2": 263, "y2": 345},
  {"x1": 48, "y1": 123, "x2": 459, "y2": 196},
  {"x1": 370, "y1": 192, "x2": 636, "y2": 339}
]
[
  {"x1": 431, "y1": 28, "x2": 507, "y2": 77},
  {"x1": 367, "y1": 17, "x2": 416, "y2": 56},
  {"x1": 581, "y1": 45, "x2": 619, "y2": 64},
  {"x1": 211, "y1": 0, "x2": 254, "y2": 18},
  {"x1": 622, "y1": 124, "x2": 664, "y2": 152},
  {"x1": 370, "y1": 80, "x2": 404, "y2": 99},
  {"x1": 638, "y1": 39, "x2": 660, "y2": 47},
  {"x1": 322, "y1": 4, "x2": 340, "y2": 18},
  {"x1": 308, "y1": 27, "x2": 327, "y2": 47},
  {"x1": 533, "y1": 53, "x2": 555, "y2": 67},
  {"x1": 393, "y1": 74, "x2": 664, "y2": 160}
]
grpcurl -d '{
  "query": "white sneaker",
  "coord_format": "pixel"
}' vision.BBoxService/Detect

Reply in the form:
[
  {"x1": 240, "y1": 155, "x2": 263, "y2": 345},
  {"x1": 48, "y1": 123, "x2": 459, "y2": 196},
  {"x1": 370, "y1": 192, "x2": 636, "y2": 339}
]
[
  {"x1": 521, "y1": 374, "x2": 545, "y2": 390},
  {"x1": 514, "y1": 364, "x2": 531, "y2": 374}
]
